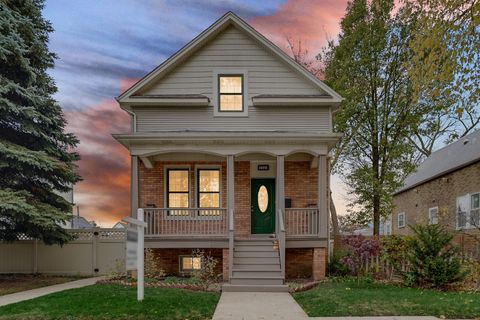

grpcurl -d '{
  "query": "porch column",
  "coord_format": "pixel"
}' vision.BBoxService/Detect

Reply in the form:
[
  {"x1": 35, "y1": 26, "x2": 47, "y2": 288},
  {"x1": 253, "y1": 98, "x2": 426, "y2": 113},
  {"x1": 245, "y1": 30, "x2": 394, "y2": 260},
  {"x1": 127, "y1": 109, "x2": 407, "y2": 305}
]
[
  {"x1": 318, "y1": 155, "x2": 328, "y2": 238},
  {"x1": 131, "y1": 155, "x2": 138, "y2": 218},
  {"x1": 227, "y1": 155, "x2": 235, "y2": 217},
  {"x1": 276, "y1": 155, "x2": 285, "y2": 234}
]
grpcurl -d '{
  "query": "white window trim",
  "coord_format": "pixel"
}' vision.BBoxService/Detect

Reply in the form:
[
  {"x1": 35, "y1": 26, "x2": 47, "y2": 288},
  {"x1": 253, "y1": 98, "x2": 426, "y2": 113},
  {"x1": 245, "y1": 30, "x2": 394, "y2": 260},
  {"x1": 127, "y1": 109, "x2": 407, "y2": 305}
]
[
  {"x1": 397, "y1": 212, "x2": 406, "y2": 228},
  {"x1": 471, "y1": 192, "x2": 480, "y2": 210},
  {"x1": 456, "y1": 192, "x2": 480, "y2": 230},
  {"x1": 212, "y1": 68, "x2": 249, "y2": 117},
  {"x1": 428, "y1": 206, "x2": 439, "y2": 225}
]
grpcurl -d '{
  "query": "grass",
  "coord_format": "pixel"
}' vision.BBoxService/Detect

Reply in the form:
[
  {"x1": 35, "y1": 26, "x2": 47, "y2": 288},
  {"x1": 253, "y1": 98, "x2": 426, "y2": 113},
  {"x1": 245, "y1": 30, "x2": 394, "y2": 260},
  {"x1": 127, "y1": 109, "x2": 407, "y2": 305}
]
[
  {"x1": 0, "y1": 284, "x2": 219, "y2": 320},
  {"x1": 0, "y1": 274, "x2": 84, "y2": 296},
  {"x1": 293, "y1": 278, "x2": 480, "y2": 319}
]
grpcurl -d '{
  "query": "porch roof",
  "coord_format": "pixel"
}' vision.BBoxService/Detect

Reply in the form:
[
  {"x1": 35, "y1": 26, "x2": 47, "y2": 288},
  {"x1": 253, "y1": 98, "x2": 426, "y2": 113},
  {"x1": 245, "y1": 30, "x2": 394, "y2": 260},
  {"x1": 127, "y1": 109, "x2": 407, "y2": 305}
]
[{"x1": 112, "y1": 131, "x2": 342, "y2": 157}]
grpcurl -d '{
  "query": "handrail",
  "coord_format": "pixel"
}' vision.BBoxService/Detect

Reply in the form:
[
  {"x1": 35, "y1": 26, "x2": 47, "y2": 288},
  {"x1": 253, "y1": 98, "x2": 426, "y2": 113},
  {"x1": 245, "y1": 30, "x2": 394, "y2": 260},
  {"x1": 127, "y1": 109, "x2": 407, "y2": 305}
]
[
  {"x1": 228, "y1": 209, "x2": 234, "y2": 281},
  {"x1": 277, "y1": 209, "x2": 286, "y2": 279}
]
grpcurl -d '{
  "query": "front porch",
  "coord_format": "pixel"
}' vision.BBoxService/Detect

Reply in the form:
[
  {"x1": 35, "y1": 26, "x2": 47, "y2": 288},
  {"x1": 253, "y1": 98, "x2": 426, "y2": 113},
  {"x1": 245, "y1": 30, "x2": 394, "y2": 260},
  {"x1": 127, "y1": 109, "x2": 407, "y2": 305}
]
[{"x1": 115, "y1": 132, "x2": 336, "y2": 289}]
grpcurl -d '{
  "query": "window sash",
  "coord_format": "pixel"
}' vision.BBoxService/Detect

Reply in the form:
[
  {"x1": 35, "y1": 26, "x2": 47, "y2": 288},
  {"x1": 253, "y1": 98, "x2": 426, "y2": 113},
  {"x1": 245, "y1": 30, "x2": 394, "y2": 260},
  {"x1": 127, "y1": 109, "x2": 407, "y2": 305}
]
[
  {"x1": 197, "y1": 169, "x2": 221, "y2": 210},
  {"x1": 166, "y1": 169, "x2": 190, "y2": 209},
  {"x1": 398, "y1": 213, "x2": 405, "y2": 228},
  {"x1": 179, "y1": 256, "x2": 202, "y2": 272},
  {"x1": 429, "y1": 207, "x2": 438, "y2": 225},
  {"x1": 218, "y1": 75, "x2": 243, "y2": 112}
]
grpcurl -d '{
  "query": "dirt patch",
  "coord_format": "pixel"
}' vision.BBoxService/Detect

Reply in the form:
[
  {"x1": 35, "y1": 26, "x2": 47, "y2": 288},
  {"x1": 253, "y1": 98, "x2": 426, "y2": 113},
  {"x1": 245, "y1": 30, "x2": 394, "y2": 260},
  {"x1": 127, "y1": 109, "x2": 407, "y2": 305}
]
[{"x1": 0, "y1": 274, "x2": 84, "y2": 296}]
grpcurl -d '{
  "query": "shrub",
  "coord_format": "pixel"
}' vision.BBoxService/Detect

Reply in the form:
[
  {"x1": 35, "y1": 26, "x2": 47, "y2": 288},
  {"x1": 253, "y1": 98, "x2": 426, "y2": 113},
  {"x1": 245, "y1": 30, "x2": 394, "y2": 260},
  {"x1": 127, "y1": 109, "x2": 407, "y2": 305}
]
[
  {"x1": 328, "y1": 250, "x2": 349, "y2": 276},
  {"x1": 380, "y1": 235, "x2": 412, "y2": 272},
  {"x1": 341, "y1": 236, "x2": 380, "y2": 276},
  {"x1": 404, "y1": 224, "x2": 465, "y2": 288},
  {"x1": 460, "y1": 258, "x2": 480, "y2": 292},
  {"x1": 145, "y1": 249, "x2": 166, "y2": 280},
  {"x1": 191, "y1": 249, "x2": 220, "y2": 291}
]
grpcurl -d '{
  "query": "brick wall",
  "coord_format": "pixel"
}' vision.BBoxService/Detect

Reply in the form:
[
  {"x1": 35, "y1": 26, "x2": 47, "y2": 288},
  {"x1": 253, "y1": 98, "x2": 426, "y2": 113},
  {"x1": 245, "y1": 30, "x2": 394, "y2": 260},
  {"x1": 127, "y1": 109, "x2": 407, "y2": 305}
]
[
  {"x1": 393, "y1": 162, "x2": 480, "y2": 237},
  {"x1": 234, "y1": 161, "x2": 250, "y2": 237},
  {"x1": 150, "y1": 248, "x2": 223, "y2": 277},
  {"x1": 285, "y1": 161, "x2": 318, "y2": 208},
  {"x1": 285, "y1": 247, "x2": 327, "y2": 280}
]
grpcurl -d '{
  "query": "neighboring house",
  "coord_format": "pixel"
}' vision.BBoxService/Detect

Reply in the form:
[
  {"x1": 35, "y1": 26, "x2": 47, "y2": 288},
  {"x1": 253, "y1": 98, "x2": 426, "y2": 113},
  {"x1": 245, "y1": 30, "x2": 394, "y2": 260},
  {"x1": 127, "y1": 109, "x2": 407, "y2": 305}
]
[
  {"x1": 64, "y1": 215, "x2": 96, "y2": 229},
  {"x1": 112, "y1": 222, "x2": 126, "y2": 229},
  {"x1": 392, "y1": 131, "x2": 480, "y2": 252},
  {"x1": 114, "y1": 12, "x2": 343, "y2": 291}
]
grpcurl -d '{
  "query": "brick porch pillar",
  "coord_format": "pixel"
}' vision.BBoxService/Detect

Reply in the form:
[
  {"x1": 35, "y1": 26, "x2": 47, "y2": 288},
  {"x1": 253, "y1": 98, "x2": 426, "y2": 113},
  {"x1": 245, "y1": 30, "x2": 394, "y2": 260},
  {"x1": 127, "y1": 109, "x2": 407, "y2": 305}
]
[
  {"x1": 312, "y1": 247, "x2": 326, "y2": 281},
  {"x1": 222, "y1": 248, "x2": 229, "y2": 281}
]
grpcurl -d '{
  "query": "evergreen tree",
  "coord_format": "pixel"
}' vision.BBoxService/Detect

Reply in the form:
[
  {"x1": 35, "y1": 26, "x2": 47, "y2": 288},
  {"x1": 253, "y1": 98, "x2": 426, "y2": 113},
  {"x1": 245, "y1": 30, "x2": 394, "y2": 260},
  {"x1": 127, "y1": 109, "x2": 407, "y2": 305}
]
[{"x1": 0, "y1": 0, "x2": 80, "y2": 244}]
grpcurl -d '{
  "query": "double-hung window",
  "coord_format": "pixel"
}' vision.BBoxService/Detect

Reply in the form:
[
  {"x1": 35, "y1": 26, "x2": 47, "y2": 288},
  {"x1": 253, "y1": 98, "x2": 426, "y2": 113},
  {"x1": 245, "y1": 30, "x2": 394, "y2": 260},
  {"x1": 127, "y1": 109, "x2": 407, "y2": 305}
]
[
  {"x1": 179, "y1": 256, "x2": 201, "y2": 273},
  {"x1": 197, "y1": 169, "x2": 221, "y2": 216},
  {"x1": 428, "y1": 207, "x2": 439, "y2": 225},
  {"x1": 397, "y1": 212, "x2": 406, "y2": 228},
  {"x1": 218, "y1": 75, "x2": 243, "y2": 112},
  {"x1": 166, "y1": 169, "x2": 189, "y2": 216}
]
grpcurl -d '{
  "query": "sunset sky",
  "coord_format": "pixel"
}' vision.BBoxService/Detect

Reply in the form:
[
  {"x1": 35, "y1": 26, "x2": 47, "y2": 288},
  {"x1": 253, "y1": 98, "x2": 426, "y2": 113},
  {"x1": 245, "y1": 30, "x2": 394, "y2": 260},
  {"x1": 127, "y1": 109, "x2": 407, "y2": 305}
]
[{"x1": 43, "y1": 0, "x2": 349, "y2": 227}]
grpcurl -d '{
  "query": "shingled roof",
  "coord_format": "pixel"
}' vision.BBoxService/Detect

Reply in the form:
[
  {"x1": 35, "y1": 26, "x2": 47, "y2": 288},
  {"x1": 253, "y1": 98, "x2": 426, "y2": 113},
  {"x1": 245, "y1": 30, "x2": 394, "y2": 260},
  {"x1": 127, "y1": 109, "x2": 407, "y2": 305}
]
[{"x1": 395, "y1": 130, "x2": 480, "y2": 194}]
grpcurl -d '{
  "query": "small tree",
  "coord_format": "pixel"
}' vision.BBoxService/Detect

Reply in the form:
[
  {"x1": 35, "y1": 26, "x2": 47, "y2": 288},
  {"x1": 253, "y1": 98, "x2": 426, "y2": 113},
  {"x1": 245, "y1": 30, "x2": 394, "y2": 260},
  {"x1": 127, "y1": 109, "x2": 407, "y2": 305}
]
[
  {"x1": 144, "y1": 249, "x2": 165, "y2": 280},
  {"x1": 341, "y1": 236, "x2": 380, "y2": 276},
  {"x1": 191, "y1": 249, "x2": 219, "y2": 291},
  {"x1": 404, "y1": 224, "x2": 465, "y2": 288}
]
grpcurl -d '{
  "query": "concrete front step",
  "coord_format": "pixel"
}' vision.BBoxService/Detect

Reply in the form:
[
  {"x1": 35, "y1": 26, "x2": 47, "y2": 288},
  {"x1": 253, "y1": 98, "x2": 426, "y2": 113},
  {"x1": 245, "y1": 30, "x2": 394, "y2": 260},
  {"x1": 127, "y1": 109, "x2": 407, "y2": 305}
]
[
  {"x1": 221, "y1": 283, "x2": 289, "y2": 292},
  {"x1": 232, "y1": 270, "x2": 282, "y2": 278},
  {"x1": 233, "y1": 264, "x2": 281, "y2": 271},
  {"x1": 235, "y1": 240, "x2": 275, "y2": 246},
  {"x1": 234, "y1": 245, "x2": 276, "y2": 252},
  {"x1": 233, "y1": 257, "x2": 279, "y2": 264},
  {"x1": 234, "y1": 251, "x2": 279, "y2": 258},
  {"x1": 230, "y1": 276, "x2": 284, "y2": 285}
]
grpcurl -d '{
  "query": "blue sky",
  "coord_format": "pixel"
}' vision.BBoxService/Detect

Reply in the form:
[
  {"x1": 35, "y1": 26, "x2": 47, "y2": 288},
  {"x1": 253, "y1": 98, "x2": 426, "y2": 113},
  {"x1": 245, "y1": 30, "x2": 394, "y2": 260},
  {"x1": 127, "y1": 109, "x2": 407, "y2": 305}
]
[{"x1": 43, "y1": 0, "x2": 286, "y2": 109}]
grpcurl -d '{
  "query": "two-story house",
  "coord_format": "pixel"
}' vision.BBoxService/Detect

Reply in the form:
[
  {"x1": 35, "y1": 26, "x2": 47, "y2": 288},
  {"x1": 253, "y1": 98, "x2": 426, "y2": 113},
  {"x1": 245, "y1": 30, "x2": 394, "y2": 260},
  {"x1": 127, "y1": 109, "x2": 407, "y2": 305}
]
[{"x1": 114, "y1": 12, "x2": 343, "y2": 292}]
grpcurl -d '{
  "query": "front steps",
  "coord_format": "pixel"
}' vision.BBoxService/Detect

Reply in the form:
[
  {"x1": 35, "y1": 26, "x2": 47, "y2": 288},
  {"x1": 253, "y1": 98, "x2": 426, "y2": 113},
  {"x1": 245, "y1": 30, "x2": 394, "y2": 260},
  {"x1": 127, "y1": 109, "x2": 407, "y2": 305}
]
[{"x1": 223, "y1": 238, "x2": 288, "y2": 292}]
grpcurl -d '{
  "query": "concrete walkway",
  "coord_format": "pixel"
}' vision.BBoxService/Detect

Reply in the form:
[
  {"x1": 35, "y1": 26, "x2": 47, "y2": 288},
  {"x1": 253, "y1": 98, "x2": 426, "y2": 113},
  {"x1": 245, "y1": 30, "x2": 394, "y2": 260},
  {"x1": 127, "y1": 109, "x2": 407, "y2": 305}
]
[
  {"x1": 213, "y1": 292, "x2": 309, "y2": 319},
  {"x1": 0, "y1": 276, "x2": 104, "y2": 307}
]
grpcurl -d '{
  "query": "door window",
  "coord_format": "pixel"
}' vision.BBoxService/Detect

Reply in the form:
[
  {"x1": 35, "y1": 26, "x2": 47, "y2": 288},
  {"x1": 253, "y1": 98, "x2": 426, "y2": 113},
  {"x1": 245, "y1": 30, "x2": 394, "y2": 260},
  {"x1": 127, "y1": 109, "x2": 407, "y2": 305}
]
[{"x1": 258, "y1": 185, "x2": 268, "y2": 213}]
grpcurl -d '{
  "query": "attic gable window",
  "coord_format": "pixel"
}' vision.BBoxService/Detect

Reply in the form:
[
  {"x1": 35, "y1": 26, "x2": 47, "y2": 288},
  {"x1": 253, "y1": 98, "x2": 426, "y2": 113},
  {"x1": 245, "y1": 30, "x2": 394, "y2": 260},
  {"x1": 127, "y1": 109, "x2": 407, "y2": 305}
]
[{"x1": 218, "y1": 75, "x2": 243, "y2": 112}]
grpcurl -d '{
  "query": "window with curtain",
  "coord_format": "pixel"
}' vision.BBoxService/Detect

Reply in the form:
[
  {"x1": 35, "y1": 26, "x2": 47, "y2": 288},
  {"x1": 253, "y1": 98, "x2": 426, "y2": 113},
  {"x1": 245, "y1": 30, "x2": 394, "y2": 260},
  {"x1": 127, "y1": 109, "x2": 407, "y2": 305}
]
[{"x1": 218, "y1": 75, "x2": 243, "y2": 111}]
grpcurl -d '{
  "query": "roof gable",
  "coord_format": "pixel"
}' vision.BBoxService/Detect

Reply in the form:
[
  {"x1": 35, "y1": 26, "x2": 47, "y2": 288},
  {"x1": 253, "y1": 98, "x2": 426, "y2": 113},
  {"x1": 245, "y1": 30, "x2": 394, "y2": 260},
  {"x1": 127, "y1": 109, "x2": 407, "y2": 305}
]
[
  {"x1": 117, "y1": 12, "x2": 342, "y2": 103},
  {"x1": 396, "y1": 130, "x2": 480, "y2": 194}
]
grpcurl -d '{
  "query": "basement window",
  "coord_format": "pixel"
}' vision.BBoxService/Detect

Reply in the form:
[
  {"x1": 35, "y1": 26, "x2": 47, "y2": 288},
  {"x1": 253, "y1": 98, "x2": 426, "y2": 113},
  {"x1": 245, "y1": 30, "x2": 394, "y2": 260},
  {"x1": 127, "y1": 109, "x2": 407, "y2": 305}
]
[{"x1": 179, "y1": 256, "x2": 202, "y2": 273}]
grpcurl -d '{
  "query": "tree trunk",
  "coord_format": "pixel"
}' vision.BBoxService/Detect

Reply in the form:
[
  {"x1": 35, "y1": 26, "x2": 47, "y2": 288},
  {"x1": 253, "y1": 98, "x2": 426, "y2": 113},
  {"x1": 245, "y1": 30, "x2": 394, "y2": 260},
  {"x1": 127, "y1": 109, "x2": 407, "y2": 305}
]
[
  {"x1": 330, "y1": 192, "x2": 339, "y2": 237},
  {"x1": 373, "y1": 193, "x2": 380, "y2": 236}
]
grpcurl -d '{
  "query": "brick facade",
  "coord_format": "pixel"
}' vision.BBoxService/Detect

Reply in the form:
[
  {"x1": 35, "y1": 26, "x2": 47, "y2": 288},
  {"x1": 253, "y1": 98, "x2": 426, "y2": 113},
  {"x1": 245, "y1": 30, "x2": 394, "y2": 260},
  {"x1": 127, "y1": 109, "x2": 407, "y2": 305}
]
[
  {"x1": 393, "y1": 162, "x2": 480, "y2": 234},
  {"x1": 150, "y1": 248, "x2": 223, "y2": 277},
  {"x1": 139, "y1": 159, "x2": 328, "y2": 279},
  {"x1": 393, "y1": 162, "x2": 480, "y2": 258}
]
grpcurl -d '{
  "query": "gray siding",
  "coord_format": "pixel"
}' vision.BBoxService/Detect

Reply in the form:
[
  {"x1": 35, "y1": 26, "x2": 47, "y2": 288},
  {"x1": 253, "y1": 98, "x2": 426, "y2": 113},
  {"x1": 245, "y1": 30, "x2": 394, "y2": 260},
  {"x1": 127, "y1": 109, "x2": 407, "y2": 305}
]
[
  {"x1": 135, "y1": 106, "x2": 331, "y2": 132},
  {"x1": 139, "y1": 26, "x2": 325, "y2": 96}
]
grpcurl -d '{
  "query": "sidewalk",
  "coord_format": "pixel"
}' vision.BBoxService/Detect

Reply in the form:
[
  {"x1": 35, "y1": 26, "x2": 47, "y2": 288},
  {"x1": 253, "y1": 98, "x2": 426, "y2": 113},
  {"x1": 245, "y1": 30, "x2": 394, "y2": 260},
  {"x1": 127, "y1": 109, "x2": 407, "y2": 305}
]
[
  {"x1": 212, "y1": 292, "x2": 448, "y2": 320},
  {"x1": 0, "y1": 276, "x2": 104, "y2": 307}
]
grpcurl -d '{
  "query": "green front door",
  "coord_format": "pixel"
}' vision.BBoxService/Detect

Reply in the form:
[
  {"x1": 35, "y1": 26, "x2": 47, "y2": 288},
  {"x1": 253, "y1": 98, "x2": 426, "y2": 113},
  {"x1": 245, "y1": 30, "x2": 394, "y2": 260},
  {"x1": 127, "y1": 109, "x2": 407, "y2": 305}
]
[{"x1": 251, "y1": 178, "x2": 275, "y2": 234}]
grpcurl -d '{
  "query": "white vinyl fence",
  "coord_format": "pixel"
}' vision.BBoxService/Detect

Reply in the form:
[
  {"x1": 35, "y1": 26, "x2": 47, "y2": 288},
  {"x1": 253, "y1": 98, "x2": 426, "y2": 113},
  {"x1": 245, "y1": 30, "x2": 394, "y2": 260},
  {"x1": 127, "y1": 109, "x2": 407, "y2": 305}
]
[{"x1": 0, "y1": 229, "x2": 126, "y2": 276}]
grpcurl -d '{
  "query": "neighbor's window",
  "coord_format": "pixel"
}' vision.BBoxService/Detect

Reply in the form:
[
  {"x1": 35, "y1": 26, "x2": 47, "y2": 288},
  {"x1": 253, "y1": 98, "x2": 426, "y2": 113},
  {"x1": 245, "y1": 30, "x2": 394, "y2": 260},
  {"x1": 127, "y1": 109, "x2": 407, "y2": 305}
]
[
  {"x1": 219, "y1": 75, "x2": 243, "y2": 112},
  {"x1": 429, "y1": 207, "x2": 439, "y2": 225},
  {"x1": 167, "y1": 169, "x2": 189, "y2": 214},
  {"x1": 179, "y1": 256, "x2": 201, "y2": 273},
  {"x1": 471, "y1": 193, "x2": 480, "y2": 227},
  {"x1": 197, "y1": 169, "x2": 221, "y2": 215},
  {"x1": 397, "y1": 212, "x2": 406, "y2": 228}
]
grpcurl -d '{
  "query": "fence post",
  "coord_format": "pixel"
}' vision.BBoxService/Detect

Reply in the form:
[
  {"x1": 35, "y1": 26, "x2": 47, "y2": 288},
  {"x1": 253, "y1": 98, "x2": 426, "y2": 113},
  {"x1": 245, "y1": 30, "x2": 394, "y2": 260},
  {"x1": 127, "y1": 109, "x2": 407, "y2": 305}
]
[
  {"x1": 92, "y1": 228, "x2": 99, "y2": 275},
  {"x1": 33, "y1": 239, "x2": 38, "y2": 273}
]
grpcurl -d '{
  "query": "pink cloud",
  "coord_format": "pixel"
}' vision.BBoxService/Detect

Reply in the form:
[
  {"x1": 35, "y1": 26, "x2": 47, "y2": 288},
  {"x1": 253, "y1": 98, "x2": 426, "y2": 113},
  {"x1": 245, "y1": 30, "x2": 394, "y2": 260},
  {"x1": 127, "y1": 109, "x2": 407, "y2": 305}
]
[{"x1": 249, "y1": 0, "x2": 347, "y2": 57}]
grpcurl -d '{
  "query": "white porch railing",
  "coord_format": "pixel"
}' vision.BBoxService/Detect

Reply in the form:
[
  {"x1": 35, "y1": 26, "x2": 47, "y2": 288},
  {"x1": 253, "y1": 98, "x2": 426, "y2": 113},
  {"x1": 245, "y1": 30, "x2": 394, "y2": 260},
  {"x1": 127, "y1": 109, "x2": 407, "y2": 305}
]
[
  {"x1": 278, "y1": 209, "x2": 286, "y2": 279},
  {"x1": 143, "y1": 208, "x2": 227, "y2": 237},
  {"x1": 285, "y1": 208, "x2": 319, "y2": 237}
]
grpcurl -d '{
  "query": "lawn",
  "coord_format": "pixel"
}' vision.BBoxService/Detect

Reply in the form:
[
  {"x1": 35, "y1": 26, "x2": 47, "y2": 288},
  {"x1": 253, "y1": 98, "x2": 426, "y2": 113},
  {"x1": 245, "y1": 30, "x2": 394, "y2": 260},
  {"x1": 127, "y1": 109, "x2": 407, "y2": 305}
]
[
  {"x1": 293, "y1": 278, "x2": 480, "y2": 319},
  {"x1": 0, "y1": 274, "x2": 84, "y2": 296},
  {"x1": 0, "y1": 284, "x2": 220, "y2": 320}
]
